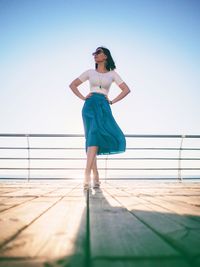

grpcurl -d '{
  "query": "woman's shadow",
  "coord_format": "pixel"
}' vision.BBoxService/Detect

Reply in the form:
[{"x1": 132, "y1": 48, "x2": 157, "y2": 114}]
[{"x1": 44, "y1": 185, "x2": 200, "y2": 267}]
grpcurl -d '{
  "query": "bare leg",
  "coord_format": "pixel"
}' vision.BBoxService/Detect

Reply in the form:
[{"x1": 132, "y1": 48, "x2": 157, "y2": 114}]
[
  {"x1": 92, "y1": 157, "x2": 100, "y2": 183},
  {"x1": 84, "y1": 146, "x2": 98, "y2": 184}
]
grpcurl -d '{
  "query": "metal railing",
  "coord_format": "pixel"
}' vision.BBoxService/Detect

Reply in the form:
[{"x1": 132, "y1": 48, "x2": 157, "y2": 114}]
[{"x1": 0, "y1": 133, "x2": 200, "y2": 181}]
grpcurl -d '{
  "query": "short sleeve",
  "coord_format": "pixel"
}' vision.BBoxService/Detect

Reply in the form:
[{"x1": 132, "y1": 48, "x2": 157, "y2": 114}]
[
  {"x1": 113, "y1": 71, "x2": 124, "y2": 85},
  {"x1": 78, "y1": 69, "x2": 90, "y2": 82}
]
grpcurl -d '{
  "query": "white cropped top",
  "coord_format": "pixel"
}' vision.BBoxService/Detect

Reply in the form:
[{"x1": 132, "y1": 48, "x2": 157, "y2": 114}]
[{"x1": 78, "y1": 69, "x2": 124, "y2": 96}]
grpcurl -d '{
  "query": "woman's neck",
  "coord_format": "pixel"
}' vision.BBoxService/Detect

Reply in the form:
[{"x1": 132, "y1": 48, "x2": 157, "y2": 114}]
[{"x1": 97, "y1": 62, "x2": 108, "y2": 73}]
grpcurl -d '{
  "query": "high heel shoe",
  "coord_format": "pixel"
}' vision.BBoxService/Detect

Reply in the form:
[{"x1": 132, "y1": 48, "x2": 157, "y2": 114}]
[
  {"x1": 83, "y1": 174, "x2": 91, "y2": 190},
  {"x1": 83, "y1": 182, "x2": 91, "y2": 190},
  {"x1": 93, "y1": 178, "x2": 101, "y2": 188},
  {"x1": 92, "y1": 173, "x2": 101, "y2": 188},
  {"x1": 93, "y1": 182, "x2": 101, "y2": 189}
]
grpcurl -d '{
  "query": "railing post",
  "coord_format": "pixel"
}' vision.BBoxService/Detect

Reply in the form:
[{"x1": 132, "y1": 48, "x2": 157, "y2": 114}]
[
  {"x1": 26, "y1": 134, "x2": 30, "y2": 182},
  {"x1": 178, "y1": 134, "x2": 185, "y2": 182}
]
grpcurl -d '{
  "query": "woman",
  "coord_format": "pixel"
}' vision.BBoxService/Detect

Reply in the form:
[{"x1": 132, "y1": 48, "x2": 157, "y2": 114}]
[{"x1": 69, "y1": 46, "x2": 131, "y2": 189}]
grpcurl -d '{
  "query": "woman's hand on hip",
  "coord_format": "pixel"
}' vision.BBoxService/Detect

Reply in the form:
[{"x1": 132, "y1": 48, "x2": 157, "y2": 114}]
[
  {"x1": 105, "y1": 95, "x2": 111, "y2": 104},
  {"x1": 84, "y1": 93, "x2": 93, "y2": 100}
]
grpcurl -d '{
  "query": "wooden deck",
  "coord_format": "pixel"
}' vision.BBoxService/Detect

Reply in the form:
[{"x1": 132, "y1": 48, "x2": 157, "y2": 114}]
[{"x1": 0, "y1": 180, "x2": 200, "y2": 267}]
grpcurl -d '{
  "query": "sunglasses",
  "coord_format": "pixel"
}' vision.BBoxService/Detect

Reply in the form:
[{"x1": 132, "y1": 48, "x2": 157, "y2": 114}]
[{"x1": 92, "y1": 49, "x2": 104, "y2": 56}]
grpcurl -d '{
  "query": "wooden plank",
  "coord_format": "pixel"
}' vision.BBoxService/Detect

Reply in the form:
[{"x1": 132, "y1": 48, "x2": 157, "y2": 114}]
[
  {"x1": 0, "y1": 186, "x2": 87, "y2": 267},
  {"x1": 0, "y1": 183, "x2": 78, "y2": 247},
  {"x1": 139, "y1": 195, "x2": 200, "y2": 221},
  {"x1": 0, "y1": 182, "x2": 79, "y2": 199},
  {"x1": 0, "y1": 196, "x2": 60, "y2": 247},
  {"x1": 112, "y1": 181, "x2": 200, "y2": 217},
  {"x1": 0, "y1": 188, "x2": 27, "y2": 196},
  {"x1": 104, "y1": 183, "x2": 200, "y2": 262},
  {"x1": 108, "y1": 181, "x2": 200, "y2": 197},
  {"x1": 0, "y1": 197, "x2": 36, "y2": 212},
  {"x1": 46, "y1": 186, "x2": 81, "y2": 196},
  {"x1": 151, "y1": 195, "x2": 200, "y2": 216},
  {"x1": 169, "y1": 195, "x2": 200, "y2": 206},
  {"x1": 0, "y1": 184, "x2": 76, "y2": 212},
  {"x1": 0, "y1": 188, "x2": 21, "y2": 194},
  {"x1": 0, "y1": 259, "x2": 45, "y2": 267},
  {"x1": 0, "y1": 187, "x2": 58, "y2": 197},
  {"x1": 0, "y1": 181, "x2": 79, "y2": 196},
  {"x1": 89, "y1": 188, "x2": 181, "y2": 267},
  {"x1": 92, "y1": 258, "x2": 191, "y2": 267}
]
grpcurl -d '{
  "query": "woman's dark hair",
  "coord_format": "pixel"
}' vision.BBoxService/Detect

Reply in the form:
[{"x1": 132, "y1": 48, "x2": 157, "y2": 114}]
[{"x1": 95, "y1": 46, "x2": 116, "y2": 71}]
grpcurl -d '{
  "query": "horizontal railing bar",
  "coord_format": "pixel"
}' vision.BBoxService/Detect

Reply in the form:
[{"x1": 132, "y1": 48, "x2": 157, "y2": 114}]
[
  {"x1": 0, "y1": 157, "x2": 200, "y2": 160},
  {"x1": 1, "y1": 167, "x2": 200, "y2": 170},
  {"x1": 0, "y1": 133, "x2": 200, "y2": 138},
  {"x1": 0, "y1": 147, "x2": 200, "y2": 151},
  {"x1": 0, "y1": 134, "x2": 83, "y2": 137},
  {"x1": 0, "y1": 177, "x2": 200, "y2": 180},
  {"x1": 125, "y1": 148, "x2": 200, "y2": 151},
  {"x1": 0, "y1": 147, "x2": 83, "y2": 150},
  {"x1": 125, "y1": 148, "x2": 200, "y2": 150}
]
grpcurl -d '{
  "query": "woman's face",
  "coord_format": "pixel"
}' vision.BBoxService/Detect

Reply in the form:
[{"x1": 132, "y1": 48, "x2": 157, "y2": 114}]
[{"x1": 92, "y1": 49, "x2": 107, "y2": 63}]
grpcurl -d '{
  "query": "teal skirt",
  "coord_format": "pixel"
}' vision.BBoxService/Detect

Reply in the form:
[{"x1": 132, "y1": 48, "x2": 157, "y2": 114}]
[{"x1": 82, "y1": 92, "x2": 126, "y2": 155}]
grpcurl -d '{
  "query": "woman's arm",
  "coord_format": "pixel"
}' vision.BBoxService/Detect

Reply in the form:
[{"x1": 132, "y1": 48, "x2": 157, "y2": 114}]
[
  {"x1": 108, "y1": 82, "x2": 131, "y2": 104},
  {"x1": 69, "y1": 78, "x2": 86, "y2": 101}
]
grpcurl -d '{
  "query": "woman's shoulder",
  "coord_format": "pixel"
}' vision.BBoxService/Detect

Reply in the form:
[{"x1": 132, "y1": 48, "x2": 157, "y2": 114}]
[
  {"x1": 110, "y1": 69, "x2": 124, "y2": 84},
  {"x1": 86, "y1": 68, "x2": 95, "y2": 72},
  {"x1": 110, "y1": 69, "x2": 121, "y2": 76},
  {"x1": 110, "y1": 69, "x2": 119, "y2": 73},
  {"x1": 84, "y1": 68, "x2": 96, "y2": 74}
]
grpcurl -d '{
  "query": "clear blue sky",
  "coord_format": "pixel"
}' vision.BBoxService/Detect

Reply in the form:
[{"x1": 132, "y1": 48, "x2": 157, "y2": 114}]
[{"x1": 0, "y1": 0, "x2": 200, "y2": 135}]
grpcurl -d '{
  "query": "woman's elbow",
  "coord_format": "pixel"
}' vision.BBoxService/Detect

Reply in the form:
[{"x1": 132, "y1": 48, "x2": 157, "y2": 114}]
[
  {"x1": 126, "y1": 87, "x2": 131, "y2": 94},
  {"x1": 69, "y1": 82, "x2": 76, "y2": 90},
  {"x1": 69, "y1": 79, "x2": 81, "y2": 89},
  {"x1": 69, "y1": 81, "x2": 74, "y2": 88}
]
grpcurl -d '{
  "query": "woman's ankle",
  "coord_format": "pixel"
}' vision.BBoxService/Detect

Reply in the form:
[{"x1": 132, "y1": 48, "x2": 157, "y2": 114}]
[
  {"x1": 93, "y1": 174, "x2": 100, "y2": 182},
  {"x1": 93, "y1": 170, "x2": 99, "y2": 176}
]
